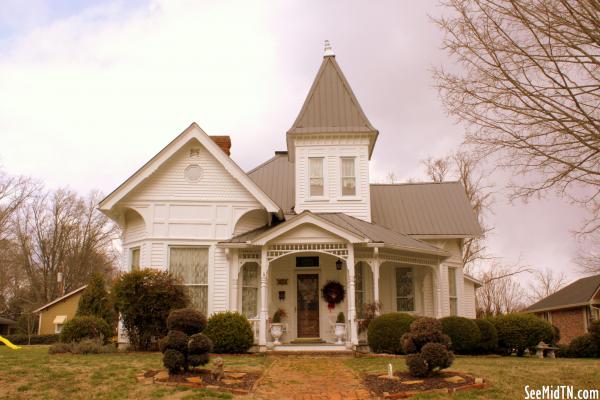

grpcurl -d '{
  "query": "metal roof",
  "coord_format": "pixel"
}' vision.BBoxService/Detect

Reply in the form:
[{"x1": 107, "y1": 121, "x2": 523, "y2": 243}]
[
  {"x1": 0, "y1": 317, "x2": 15, "y2": 325},
  {"x1": 247, "y1": 156, "x2": 481, "y2": 237},
  {"x1": 370, "y1": 183, "x2": 482, "y2": 236},
  {"x1": 287, "y1": 55, "x2": 377, "y2": 135},
  {"x1": 524, "y1": 275, "x2": 600, "y2": 313}
]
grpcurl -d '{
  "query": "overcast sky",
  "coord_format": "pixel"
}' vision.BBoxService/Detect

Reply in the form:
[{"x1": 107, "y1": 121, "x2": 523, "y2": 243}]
[{"x1": 0, "y1": 0, "x2": 589, "y2": 289}]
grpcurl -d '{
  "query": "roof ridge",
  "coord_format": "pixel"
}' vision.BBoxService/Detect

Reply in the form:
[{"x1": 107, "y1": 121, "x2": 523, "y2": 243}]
[{"x1": 371, "y1": 181, "x2": 461, "y2": 187}]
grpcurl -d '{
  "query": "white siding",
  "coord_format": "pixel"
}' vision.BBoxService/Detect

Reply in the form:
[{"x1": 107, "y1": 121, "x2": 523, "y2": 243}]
[
  {"x1": 123, "y1": 210, "x2": 145, "y2": 243},
  {"x1": 463, "y1": 279, "x2": 477, "y2": 318},
  {"x1": 212, "y1": 245, "x2": 229, "y2": 313},
  {"x1": 151, "y1": 242, "x2": 166, "y2": 268},
  {"x1": 233, "y1": 209, "x2": 268, "y2": 235},
  {"x1": 294, "y1": 136, "x2": 371, "y2": 221}
]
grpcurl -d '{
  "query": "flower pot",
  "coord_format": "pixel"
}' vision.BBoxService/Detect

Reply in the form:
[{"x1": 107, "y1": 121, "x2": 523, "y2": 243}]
[
  {"x1": 270, "y1": 323, "x2": 284, "y2": 345},
  {"x1": 334, "y1": 323, "x2": 346, "y2": 345}
]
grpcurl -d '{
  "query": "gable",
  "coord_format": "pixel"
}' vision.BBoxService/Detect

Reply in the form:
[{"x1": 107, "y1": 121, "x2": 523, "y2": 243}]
[
  {"x1": 271, "y1": 223, "x2": 345, "y2": 244},
  {"x1": 124, "y1": 139, "x2": 259, "y2": 203}
]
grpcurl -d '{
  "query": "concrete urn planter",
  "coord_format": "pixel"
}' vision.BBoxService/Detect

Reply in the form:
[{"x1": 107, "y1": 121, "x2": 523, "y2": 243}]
[
  {"x1": 334, "y1": 323, "x2": 346, "y2": 344},
  {"x1": 270, "y1": 323, "x2": 284, "y2": 345}
]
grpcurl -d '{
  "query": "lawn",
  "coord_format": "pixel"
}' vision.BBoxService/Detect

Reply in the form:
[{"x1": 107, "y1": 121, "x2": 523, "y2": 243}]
[
  {"x1": 346, "y1": 355, "x2": 600, "y2": 399},
  {"x1": 0, "y1": 345, "x2": 269, "y2": 400}
]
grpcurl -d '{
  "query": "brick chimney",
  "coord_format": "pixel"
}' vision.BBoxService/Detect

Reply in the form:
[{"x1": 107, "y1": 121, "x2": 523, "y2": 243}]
[{"x1": 209, "y1": 136, "x2": 231, "y2": 156}]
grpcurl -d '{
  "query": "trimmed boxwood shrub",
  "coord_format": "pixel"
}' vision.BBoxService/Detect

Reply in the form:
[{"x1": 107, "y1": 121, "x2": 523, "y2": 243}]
[
  {"x1": 401, "y1": 317, "x2": 454, "y2": 377},
  {"x1": 204, "y1": 312, "x2": 254, "y2": 354},
  {"x1": 60, "y1": 316, "x2": 113, "y2": 344},
  {"x1": 1, "y1": 334, "x2": 59, "y2": 345},
  {"x1": 167, "y1": 308, "x2": 207, "y2": 335},
  {"x1": 491, "y1": 313, "x2": 554, "y2": 356},
  {"x1": 367, "y1": 312, "x2": 416, "y2": 354},
  {"x1": 441, "y1": 316, "x2": 481, "y2": 354},
  {"x1": 161, "y1": 308, "x2": 211, "y2": 373},
  {"x1": 474, "y1": 319, "x2": 498, "y2": 354},
  {"x1": 400, "y1": 317, "x2": 450, "y2": 354},
  {"x1": 568, "y1": 334, "x2": 599, "y2": 358}
]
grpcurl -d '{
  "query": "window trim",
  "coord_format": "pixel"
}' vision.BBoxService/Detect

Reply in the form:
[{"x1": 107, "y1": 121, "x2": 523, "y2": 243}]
[
  {"x1": 168, "y1": 245, "x2": 210, "y2": 315},
  {"x1": 241, "y1": 262, "x2": 260, "y2": 319},
  {"x1": 340, "y1": 157, "x2": 358, "y2": 198},
  {"x1": 395, "y1": 266, "x2": 415, "y2": 312},
  {"x1": 308, "y1": 157, "x2": 327, "y2": 199}
]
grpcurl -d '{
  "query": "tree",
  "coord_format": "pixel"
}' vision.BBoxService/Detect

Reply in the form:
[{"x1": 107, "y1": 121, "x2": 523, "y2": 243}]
[
  {"x1": 424, "y1": 151, "x2": 493, "y2": 271},
  {"x1": 434, "y1": 0, "x2": 600, "y2": 234},
  {"x1": 476, "y1": 261, "x2": 530, "y2": 317},
  {"x1": 575, "y1": 233, "x2": 600, "y2": 274},
  {"x1": 528, "y1": 268, "x2": 567, "y2": 303},
  {"x1": 77, "y1": 272, "x2": 115, "y2": 326}
]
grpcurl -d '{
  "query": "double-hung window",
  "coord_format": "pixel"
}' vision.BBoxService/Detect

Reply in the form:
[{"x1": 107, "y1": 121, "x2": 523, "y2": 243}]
[
  {"x1": 169, "y1": 247, "x2": 209, "y2": 315},
  {"x1": 448, "y1": 267, "x2": 458, "y2": 316},
  {"x1": 341, "y1": 157, "x2": 356, "y2": 196},
  {"x1": 309, "y1": 157, "x2": 324, "y2": 197},
  {"x1": 130, "y1": 247, "x2": 140, "y2": 271},
  {"x1": 395, "y1": 267, "x2": 414, "y2": 312},
  {"x1": 241, "y1": 262, "x2": 259, "y2": 318}
]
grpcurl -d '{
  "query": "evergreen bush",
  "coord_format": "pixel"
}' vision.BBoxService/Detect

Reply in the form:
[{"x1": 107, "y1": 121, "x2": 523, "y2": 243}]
[
  {"x1": 441, "y1": 316, "x2": 481, "y2": 354},
  {"x1": 367, "y1": 312, "x2": 415, "y2": 354},
  {"x1": 204, "y1": 312, "x2": 254, "y2": 354}
]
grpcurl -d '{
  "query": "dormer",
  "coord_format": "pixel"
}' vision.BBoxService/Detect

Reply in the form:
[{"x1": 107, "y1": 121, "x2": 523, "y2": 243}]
[{"x1": 287, "y1": 42, "x2": 378, "y2": 222}]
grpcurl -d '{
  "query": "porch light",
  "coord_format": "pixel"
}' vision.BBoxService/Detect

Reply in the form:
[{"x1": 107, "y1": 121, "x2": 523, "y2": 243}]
[{"x1": 336, "y1": 259, "x2": 343, "y2": 270}]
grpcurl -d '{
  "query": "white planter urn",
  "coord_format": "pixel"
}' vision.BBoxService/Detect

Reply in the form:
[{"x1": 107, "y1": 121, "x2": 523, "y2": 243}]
[
  {"x1": 334, "y1": 323, "x2": 346, "y2": 345},
  {"x1": 270, "y1": 323, "x2": 284, "y2": 345}
]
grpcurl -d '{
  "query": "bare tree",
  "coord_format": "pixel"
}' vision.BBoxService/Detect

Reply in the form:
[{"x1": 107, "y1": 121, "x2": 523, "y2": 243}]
[
  {"x1": 424, "y1": 151, "x2": 494, "y2": 272},
  {"x1": 575, "y1": 232, "x2": 600, "y2": 274},
  {"x1": 434, "y1": 0, "x2": 600, "y2": 234},
  {"x1": 528, "y1": 268, "x2": 568, "y2": 302},
  {"x1": 476, "y1": 261, "x2": 531, "y2": 317}
]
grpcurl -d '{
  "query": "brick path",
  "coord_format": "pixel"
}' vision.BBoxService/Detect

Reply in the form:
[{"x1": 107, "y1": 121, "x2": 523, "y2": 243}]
[{"x1": 252, "y1": 356, "x2": 372, "y2": 400}]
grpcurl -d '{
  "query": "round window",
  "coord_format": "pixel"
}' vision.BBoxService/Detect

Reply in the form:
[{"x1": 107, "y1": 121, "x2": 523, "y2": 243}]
[{"x1": 184, "y1": 164, "x2": 203, "y2": 182}]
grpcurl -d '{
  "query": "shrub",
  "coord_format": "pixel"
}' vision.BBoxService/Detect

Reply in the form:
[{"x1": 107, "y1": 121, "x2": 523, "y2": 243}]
[
  {"x1": 491, "y1": 313, "x2": 554, "y2": 356},
  {"x1": 71, "y1": 339, "x2": 116, "y2": 354},
  {"x1": 112, "y1": 269, "x2": 188, "y2": 351},
  {"x1": 441, "y1": 316, "x2": 481, "y2": 354},
  {"x1": 367, "y1": 313, "x2": 415, "y2": 354},
  {"x1": 166, "y1": 308, "x2": 207, "y2": 335},
  {"x1": 336, "y1": 312, "x2": 345, "y2": 324},
  {"x1": 401, "y1": 317, "x2": 451, "y2": 354},
  {"x1": 188, "y1": 333, "x2": 213, "y2": 354},
  {"x1": 163, "y1": 330, "x2": 189, "y2": 353},
  {"x1": 60, "y1": 316, "x2": 112, "y2": 344},
  {"x1": 568, "y1": 334, "x2": 599, "y2": 358},
  {"x1": 188, "y1": 352, "x2": 210, "y2": 367},
  {"x1": 77, "y1": 272, "x2": 116, "y2": 326},
  {"x1": 2, "y1": 334, "x2": 59, "y2": 345},
  {"x1": 406, "y1": 354, "x2": 429, "y2": 377},
  {"x1": 401, "y1": 317, "x2": 453, "y2": 377},
  {"x1": 48, "y1": 342, "x2": 72, "y2": 354},
  {"x1": 589, "y1": 320, "x2": 600, "y2": 342},
  {"x1": 204, "y1": 312, "x2": 254, "y2": 354},
  {"x1": 163, "y1": 349, "x2": 186, "y2": 373},
  {"x1": 474, "y1": 319, "x2": 498, "y2": 354}
]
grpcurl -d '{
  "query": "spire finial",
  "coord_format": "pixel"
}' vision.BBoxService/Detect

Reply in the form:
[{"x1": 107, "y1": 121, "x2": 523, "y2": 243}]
[{"x1": 324, "y1": 40, "x2": 334, "y2": 57}]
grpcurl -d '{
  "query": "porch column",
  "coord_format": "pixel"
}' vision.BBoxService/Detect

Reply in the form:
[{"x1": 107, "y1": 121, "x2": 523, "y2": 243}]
[
  {"x1": 259, "y1": 247, "x2": 269, "y2": 349},
  {"x1": 230, "y1": 250, "x2": 240, "y2": 312},
  {"x1": 347, "y1": 245, "x2": 359, "y2": 346},
  {"x1": 370, "y1": 248, "x2": 381, "y2": 314}
]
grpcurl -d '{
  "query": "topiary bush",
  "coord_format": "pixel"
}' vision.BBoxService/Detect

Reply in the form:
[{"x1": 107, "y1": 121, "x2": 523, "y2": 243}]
[
  {"x1": 441, "y1": 316, "x2": 481, "y2": 354},
  {"x1": 77, "y1": 272, "x2": 116, "y2": 326},
  {"x1": 60, "y1": 316, "x2": 113, "y2": 344},
  {"x1": 491, "y1": 313, "x2": 555, "y2": 356},
  {"x1": 204, "y1": 312, "x2": 254, "y2": 354},
  {"x1": 112, "y1": 269, "x2": 188, "y2": 351},
  {"x1": 474, "y1": 319, "x2": 498, "y2": 354},
  {"x1": 568, "y1": 334, "x2": 599, "y2": 358},
  {"x1": 401, "y1": 317, "x2": 454, "y2": 377},
  {"x1": 367, "y1": 312, "x2": 415, "y2": 354},
  {"x1": 161, "y1": 308, "x2": 211, "y2": 374}
]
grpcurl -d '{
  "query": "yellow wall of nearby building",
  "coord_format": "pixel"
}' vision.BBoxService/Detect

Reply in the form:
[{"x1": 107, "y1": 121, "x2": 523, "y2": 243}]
[{"x1": 38, "y1": 292, "x2": 82, "y2": 335}]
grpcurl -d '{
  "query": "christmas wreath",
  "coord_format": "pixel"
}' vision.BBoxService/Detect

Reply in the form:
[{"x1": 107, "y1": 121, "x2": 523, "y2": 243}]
[{"x1": 322, "y1": 280, "x2": 346, "y2": 310}]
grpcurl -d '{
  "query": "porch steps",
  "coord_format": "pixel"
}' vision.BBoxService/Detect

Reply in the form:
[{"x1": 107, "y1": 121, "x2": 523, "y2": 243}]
[{"x1": 268, "y1": 343, "x2": 353, "y2": 356}]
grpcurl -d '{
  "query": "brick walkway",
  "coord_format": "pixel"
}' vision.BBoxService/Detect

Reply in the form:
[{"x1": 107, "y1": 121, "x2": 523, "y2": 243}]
[{"x1": 252, "y1": 356, "x2": 372, "y2": 400}]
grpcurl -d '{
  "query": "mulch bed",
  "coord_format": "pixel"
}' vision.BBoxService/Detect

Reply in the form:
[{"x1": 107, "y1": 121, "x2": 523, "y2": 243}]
[
  {"x1": 144, "y1": 369, "x2": 262, "y2": 395},
  {"x1": 364, "y1": 371, "x2": 484, "y2": 398}
]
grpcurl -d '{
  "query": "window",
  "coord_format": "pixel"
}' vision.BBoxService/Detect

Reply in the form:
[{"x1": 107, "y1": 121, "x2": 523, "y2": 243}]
[
  {"x1": 296, "y1": 256, "x2": 319, "y2": 268},
  {"x1": 341, "y1": 158, "x2": 356, "y2": 196},
  {"x1": 541, "y1": 312, "x2": 552, "y2": 323},
  {"x1": 448, "y1": 267, "x2": 458, "y2": 316},
  {"x1": 53, "y1": 315, "x2": 67, "y2": 334},
  {"x1": 355, "y1": 262, "x2": 365, "y2": 319},
  {"x1": 309, "y1": 157, "x2": 324, "y2": 197},
  {"x1": 169, "y1": 247, "x2": 209, "y2": 315},
  {"x1": 130, "y1": 247, "x2": 140, "y2": 271},
  {"x1": 241, "y1": 262, "x2": 259, "y2": 319},
  {"x1": 395, "y1": 267, "x2": 414, "y2": 312},
  {"x1": 587, "y1": 306, "x2": 600, "y2": 331}
]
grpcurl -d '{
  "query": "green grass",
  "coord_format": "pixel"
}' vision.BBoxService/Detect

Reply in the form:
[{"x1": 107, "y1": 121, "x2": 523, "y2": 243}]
[
  {"x1": 346, "y1": 355, "x2": 600, "y2": 399},
  {"x1": 0, "y1": 346, "x2": 268, "y2": 400}
]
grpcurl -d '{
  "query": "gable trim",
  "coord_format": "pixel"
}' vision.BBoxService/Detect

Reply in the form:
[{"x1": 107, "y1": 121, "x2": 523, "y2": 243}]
[
  {"x1": 33, "y1": 285, "x2": 88, "y2": 314},
  {"x1": 98, "y1": 123, "x2": 282, "y2": 217}
]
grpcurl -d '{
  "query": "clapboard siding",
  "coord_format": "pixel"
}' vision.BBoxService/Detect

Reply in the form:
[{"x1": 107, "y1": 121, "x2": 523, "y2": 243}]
[
  {"x1": 212, "y1": 246, "x2": 229, "y2": 312},
  {"x1": 463, "y1": 279, "x2": 476, "y2": 318},
  {"x1": 123, "y1": 210, "x2": 145, "y2": 244},
  {"x1": 151, "y1": 242, "x2": 165, "y2": 268},
  {"x1": 233, "y1": 209, "x2": 268, "y2": 235}
]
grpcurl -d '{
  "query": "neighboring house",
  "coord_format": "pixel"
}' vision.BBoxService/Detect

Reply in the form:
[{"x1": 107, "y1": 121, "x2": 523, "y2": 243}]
[
  {"x1": 33, "y1": 286, "x2": 87, "y2": 335},
  {"x1": 0, "y1": 317, "x2": 16, "y2": 335},
  {"x1": 99, "y1": 45, "x2": 482, "y2": 350},
  {"x1": 525, "y1": 275, "x2": 600, "y2": 344}
]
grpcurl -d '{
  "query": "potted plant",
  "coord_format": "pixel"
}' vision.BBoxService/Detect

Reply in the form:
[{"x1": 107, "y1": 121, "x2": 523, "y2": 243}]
[
  {"x1": 335, "y1": 312, "x2": 346, "y2": 344},
  {"x1": 270, "y1": 308, "x2": 286, "y2": 345}
]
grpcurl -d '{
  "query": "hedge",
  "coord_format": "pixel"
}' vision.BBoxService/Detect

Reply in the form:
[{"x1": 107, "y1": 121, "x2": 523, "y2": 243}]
[
  {"x1": 441, "y1": 316, "x2": 481, "y2": 354},
  {"x1": 368, "y1": 312, "x2": 416, "y2": 354},
  {"x1": 474, "y1": 319, "x2": 498, "y2": 354},
  {"x1": 204, "y1": 312, "x2": 254, "y2": 354},
  {"x1": 60, "y1": 315, "x2": 113, "y2": 344},
  {"x1": 491, "y1": 313, "x2": 554, "y2": 355},
  {"x1": 1, "y1": 334, "x2": 59, "y2": 345}
]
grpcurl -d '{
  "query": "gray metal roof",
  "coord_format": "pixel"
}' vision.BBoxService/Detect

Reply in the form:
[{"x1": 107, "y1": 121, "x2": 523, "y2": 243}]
[
  {"x1": 247, "y1": 156, "x2": 481, "y2": 237},
  {"x1": 287, "y1": 55, "x2": 377, "y2": 135},
  {"x1": 0, "y1": 317, "x2": 15, "y2": 325},
  {"x1": 525, "y1": 275, "x2": 600, "y2": 313},
  {"x1": 370, "y1": 183, "x2": 482, "y2": 236}
]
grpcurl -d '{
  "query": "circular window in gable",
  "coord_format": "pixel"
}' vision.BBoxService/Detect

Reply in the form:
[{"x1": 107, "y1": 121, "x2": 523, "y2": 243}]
[{"x1": 184, "y1": 164, "x2": 203, "y2": 182}]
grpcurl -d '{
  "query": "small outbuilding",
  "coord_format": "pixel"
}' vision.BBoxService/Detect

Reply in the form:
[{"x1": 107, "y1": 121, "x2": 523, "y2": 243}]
[
  {"x1": 0, "y1": 317, "x2": 16, "y2": 335},
  {"x1": 33, "y1": 286, "x2": 87, "y2": 335}
]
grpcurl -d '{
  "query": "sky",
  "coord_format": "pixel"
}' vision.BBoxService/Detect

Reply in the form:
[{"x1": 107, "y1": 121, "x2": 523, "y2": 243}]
[{"x1": 0, "y1": 0, "x2": 590, "y2": 290}]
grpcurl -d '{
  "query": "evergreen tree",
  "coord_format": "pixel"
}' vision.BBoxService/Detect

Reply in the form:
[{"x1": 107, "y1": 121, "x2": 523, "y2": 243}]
[{"x1": 77, "y1": 272, "x2": 115, "y2": 325}]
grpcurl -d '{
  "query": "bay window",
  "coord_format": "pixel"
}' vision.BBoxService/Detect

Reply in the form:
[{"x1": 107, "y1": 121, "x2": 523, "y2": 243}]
[
  {"x1": 341, "y1": 157, "x2": 356, "y2": 196},
  {"x1": 169, "y1": 247, "x2": 209, "y2": 315}
]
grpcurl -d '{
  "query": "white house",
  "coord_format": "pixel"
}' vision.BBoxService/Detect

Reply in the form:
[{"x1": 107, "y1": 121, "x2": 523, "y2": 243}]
[{"x1": 99, "y1": 44, "x2": 482, "y2": 351}]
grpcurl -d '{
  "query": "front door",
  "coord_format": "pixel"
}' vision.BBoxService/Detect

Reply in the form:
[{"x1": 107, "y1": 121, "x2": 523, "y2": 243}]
[{"x1": 297, "y1": 274, "x2": 320, "y2": 338}]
